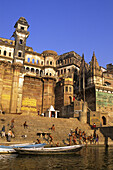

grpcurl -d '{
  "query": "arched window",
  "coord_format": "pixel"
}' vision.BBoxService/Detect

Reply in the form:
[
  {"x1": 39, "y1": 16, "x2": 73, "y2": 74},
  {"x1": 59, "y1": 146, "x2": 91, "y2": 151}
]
[
  {"x1": 69, "y1": 96, "x2": 72, "y2": 103},
  {"x1": 50, "y1": 61, "x2": 52, "y2": 65},
  {"x1": 27, "y1": 58, "x2": 30, "y2": 63},
  {"x1": 66, "y1": 87, "x2": 68, "y2": 92},
  {"x1": 26, "y1": 67, "x2": 29, "y2": 71},
  {"x1": 4, "y1": 50, "x2": 6, "y2": 56},
  {"x1": 32, "y1": 59, "x2": 35, "y2": 64},
  {"x1": 36, "y1": 69, "x2": 39, "y2": 74},
  {"x1": 19, "y1": 39, "x2": 23, "y2": 44},
  {"x1": 46, "y1": 73, "x2": 48, "y2": 75},
  {"x1": 9, "y1": 52, "x2": 11, "y2": 56},
  {"x1": 31, "y1": 68, "x2": 34, "y2": 72},
  {"x1": 102, "y1": 116, "x2": 106, "y2": 125},
  {"x1": 18, "y1": 52, "x2": 22, "y2": 57},
  {"x1": 50, "y1": 73, "x2": 52, "y2": 76},
  {"x1": 69, "y1": 87, "x2": 72, "y2": 92},
  {"x1": 37, "y1": 60, "x2": 39, "y2": 64}
]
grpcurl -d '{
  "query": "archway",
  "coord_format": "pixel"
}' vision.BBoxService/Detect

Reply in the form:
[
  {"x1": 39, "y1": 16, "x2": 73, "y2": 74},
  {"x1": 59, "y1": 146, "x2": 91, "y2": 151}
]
[
  {"x1": 102, "y1": 116, "x2": 106, "y2": 125},
  {"x1": 69, "y1": 96, "x2": 72, "y2": 104}
]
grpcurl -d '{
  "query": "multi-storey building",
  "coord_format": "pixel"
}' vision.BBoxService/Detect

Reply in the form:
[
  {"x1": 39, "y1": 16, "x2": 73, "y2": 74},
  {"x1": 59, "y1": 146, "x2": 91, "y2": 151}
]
[{"x1": 0, "y1": 17, "x2": 113, "y2": 126}]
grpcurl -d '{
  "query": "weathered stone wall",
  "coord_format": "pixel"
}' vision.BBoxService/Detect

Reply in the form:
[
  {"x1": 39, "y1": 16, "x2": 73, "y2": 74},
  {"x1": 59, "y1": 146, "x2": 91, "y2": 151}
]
[
  {"x1": 0, "y1": 61, "x2": 13, "y2": 113},
  {"x1": 21, "y1": 76, "x2": 43, "y2": 114},
  {"x1": 43, "y1": 78, "x2": 56, "y2": 113}
]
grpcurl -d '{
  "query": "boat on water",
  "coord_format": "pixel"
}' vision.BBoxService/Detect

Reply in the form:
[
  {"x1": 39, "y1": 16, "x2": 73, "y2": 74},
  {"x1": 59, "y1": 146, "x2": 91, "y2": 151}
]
[
  {"x1": 14, "y1": 144, "x2": 84, "y2": 155},
  {"x1": 0, "y1": 143, "x2": 46, "y2": 154}
]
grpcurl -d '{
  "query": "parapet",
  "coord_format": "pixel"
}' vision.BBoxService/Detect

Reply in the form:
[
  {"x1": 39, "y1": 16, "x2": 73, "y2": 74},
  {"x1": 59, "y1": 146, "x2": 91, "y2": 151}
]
[{"x1": 42, "y1": 50, "x2": 57, "y2": 56}]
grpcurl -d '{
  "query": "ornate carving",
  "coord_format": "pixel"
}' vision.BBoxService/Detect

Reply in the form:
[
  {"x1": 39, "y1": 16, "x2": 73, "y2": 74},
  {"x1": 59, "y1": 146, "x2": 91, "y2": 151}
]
[
  {"x1": 12, "y1": 62, "x2": 23, "y2": 70},
  {"x1": 0, "y1": 60, "x2": 11, "y2": 67}
]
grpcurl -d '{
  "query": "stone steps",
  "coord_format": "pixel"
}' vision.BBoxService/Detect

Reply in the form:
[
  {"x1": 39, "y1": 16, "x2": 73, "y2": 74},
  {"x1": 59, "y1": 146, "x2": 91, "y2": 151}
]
[{"x1": 0, "y1": 114, "x2": 107, "y2": 145}]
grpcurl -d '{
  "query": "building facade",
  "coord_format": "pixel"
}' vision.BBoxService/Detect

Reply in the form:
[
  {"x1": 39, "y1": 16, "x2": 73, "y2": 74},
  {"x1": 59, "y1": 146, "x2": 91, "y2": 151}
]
[{"x1": 0, "y1": 17, "x2": 113, "y2": 126}]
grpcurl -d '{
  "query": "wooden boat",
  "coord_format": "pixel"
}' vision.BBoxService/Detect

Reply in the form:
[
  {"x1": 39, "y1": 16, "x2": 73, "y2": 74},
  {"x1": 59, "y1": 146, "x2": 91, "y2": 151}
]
[
  {"x1": 0, "y1": 143, "x2": 46, "y2": 154},
  {"x1": 14, "y1": 144, "x2": 84, "y2": 155}
]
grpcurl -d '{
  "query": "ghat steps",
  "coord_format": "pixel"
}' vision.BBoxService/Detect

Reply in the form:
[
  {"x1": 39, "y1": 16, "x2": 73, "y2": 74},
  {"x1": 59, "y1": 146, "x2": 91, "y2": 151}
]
[{"x1": 0, "y1": 114, "x2": 107, "y2": 145}]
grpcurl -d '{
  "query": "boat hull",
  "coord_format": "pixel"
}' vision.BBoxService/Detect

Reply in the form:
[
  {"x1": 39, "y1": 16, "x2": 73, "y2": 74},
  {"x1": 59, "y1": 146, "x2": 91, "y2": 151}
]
[
  {"x1": 0, "y1": 143, "x2": 46, "y2": 154},
  {"x1": 14, "y1": 145, "x2": 84, "y2": 155}
]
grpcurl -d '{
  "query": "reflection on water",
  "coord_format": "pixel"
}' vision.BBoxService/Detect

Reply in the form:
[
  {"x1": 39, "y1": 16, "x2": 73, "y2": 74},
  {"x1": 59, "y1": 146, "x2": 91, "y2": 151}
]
[{"x1": 0, "y1": 147, "x2": 113, "y2": 170}]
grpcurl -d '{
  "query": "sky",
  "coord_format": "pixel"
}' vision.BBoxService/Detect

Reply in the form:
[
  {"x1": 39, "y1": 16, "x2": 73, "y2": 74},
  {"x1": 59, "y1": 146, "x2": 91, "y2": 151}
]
[{"x1": 0, "y1": 0, "x2": 113, "y2": 68}]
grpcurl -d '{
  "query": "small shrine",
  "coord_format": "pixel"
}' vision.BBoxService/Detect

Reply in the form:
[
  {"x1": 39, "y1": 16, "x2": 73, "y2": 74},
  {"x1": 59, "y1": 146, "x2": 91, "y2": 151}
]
[{"x1": 46, "y1": 105, "x2": 59, "y2": 118}]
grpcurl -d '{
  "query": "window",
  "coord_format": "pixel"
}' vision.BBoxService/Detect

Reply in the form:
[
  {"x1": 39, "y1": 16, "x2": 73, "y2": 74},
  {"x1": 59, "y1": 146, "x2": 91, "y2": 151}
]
[
  {"x1": 4, "y1": 50, "x2": 6, "y2": 56},
  {"x1": 61, "y1": 69, "x2": 63, "y2": 74},
  {"x1": 9, "y1": 52, "x2": 11, "y2": 57},
  {"x1": 69, "y1": 87, "x2": 72, "y2": 92},
  {"x1": 50, "y1": 61, "x2": 52, "y2": 65},
  {"x1": 37, "y1": 60, "x2": 39, "y2": 64},
  {"x1": 58, "y1": 70, "x2": 60, "y2": 76},
  {"x1": 27, "y1": 58, "x2": 30, "y2": 62},
  {"x1": 18, "y1": 52, "x2": 22, "y2": 57},
  {"x1": 50, "y1": 73, "x2": 52, "y2": 76},
  {"x1": 31, "y1": 68, "x2": 34, "y2": 72},
  {"x1": 36, "y1": 69, "x2": 39, "y2": 74},
  {"x1": 26, "y1": 67, "x2": 29, "y2": 71},
  {"x1": 21, "y1": 27, "x2": 24, "y2": 30},
  {"x1": 68, "y1": 69, "x2": 70, "y2": 72},
  {"x1": 66, "y1": 87, "x2": 68, "y2": 92},
  {"x1": 41, "y1": 61, "x2": 43, "y2": 65},
  {"x1": 0, "y1": 50, "x2": 1, "y2": 54},
  {"x1": 32, "y1": 59, "x2": 35, "y2": 64},
  {"x1": 19, "y1": 39, "x2": 23, "y2": 44},
  {"x1": 46, "y1": 73, "x2": 48, "y2": 75},
  {"x1": 64, "y1": 69, "x2": 66, "y2": 73}
]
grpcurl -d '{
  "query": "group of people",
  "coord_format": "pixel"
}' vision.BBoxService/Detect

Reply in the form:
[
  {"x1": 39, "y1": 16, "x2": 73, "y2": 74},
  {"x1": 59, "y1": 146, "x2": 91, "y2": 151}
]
[
  {"x1": 68, "y1": 127, "x2": 99, "y2": 145},
  {"x1": 0, "y1": 119, "x2": 28, "y2": 142},
  {"x1": 0, "y1": 119, "x2": 15, "y2": 142}
]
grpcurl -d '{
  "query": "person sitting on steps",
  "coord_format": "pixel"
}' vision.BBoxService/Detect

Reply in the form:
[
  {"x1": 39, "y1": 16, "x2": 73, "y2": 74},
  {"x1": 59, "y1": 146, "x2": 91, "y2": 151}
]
[{"x1": 51, "y1": 124, "x2": 55, "y2": 131}]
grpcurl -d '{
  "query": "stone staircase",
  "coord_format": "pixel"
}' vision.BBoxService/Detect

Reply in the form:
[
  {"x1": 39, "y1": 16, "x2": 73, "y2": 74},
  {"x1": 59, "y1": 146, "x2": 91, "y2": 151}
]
[{"x1": 0, "y1": 114, "x2": 107, "y2": 145}]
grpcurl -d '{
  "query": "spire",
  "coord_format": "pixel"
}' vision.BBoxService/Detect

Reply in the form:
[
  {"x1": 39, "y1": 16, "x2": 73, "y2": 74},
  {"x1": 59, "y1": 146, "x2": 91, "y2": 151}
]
[
  {"x1": 93, "y1": 51, "x2": 95, "y2": 57},
  {"x1": 91, "y1": 51, "x2": 99, "y2": 69}
]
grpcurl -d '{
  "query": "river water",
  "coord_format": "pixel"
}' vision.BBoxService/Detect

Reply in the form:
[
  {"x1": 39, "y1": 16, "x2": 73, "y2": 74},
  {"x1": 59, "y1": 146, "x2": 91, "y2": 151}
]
[{"x1": 0, "y1": 146, "x2": 113, "y2": 170}]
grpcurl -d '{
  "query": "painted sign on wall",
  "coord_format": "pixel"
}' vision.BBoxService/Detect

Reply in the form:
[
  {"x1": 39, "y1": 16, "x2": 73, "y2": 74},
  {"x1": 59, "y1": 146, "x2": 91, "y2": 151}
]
[{"x1": 96, "y1": 91, "x2": 113, "y2": 107}]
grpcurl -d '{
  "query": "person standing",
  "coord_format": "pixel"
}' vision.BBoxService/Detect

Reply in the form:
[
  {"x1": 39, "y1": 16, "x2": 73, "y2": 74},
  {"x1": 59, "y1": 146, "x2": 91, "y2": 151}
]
[
  {"x1": 7, "y1": 129, "x2": 12, "y2": 142},
  {"x1": 1, "y1": 125, "x2": 5, "y2": 137}
]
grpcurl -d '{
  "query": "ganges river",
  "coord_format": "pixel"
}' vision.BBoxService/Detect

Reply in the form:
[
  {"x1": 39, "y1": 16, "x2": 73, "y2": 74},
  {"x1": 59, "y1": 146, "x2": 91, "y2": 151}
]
[{"x1": 0, "y1": 146, "x2": 113, "y2": 170}]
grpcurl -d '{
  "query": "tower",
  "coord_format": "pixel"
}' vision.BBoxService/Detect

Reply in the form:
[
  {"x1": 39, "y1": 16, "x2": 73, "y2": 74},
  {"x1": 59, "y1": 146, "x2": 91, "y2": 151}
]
[
  {"x1": 10, "y1": 17, "x2": 29, "y2": 114},
  {"x1": 12, "y1": 17, "x2": 29, "y2": 64}
]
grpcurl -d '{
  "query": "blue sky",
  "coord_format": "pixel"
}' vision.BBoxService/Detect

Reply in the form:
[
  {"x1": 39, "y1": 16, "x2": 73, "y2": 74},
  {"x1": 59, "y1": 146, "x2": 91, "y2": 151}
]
[{"x1": 0, "y1": 0, "x2": 113, "y2": 68}]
